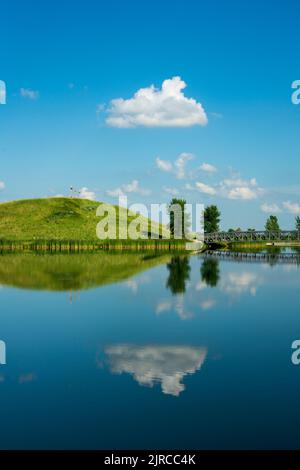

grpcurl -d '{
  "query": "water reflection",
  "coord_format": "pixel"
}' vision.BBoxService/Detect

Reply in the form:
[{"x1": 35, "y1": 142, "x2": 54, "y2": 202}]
[
  {"x1": 166, "y1": 256, "x2": 191, "y2": 294},
  {"x1": 200, "y1": 258, "x2": 220, "y2": 287},
  {"x1": 221, "y1": 271, "x2": 261, "y2": 296},
  {"x1": 104, "y1": 345, "x2": 207, "y2": 396},
  {"x1": 0, "y1": 253, "x2": 171, "y2": 291}
]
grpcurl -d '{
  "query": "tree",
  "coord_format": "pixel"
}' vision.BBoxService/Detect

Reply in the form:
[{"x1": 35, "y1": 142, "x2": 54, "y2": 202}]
[
  {"x1": 265, "y1": 215, "x2": 280, "y2": 232},
  {"x1": 204, "y1": 205, "x2": 221, "y2": 233},
  {"x1": 168, "y1": 198, "x2": 190, "y2": 238},
  {"x1": 296, "y1": 216, "x2": 300, "y2": 231}
]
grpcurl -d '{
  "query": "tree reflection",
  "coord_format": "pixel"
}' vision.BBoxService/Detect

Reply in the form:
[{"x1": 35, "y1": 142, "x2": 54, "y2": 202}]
[
  {"x1": 166, "y1": 256, "x2": 191, "y2": 294},
  {"x1": 200, "y1": 258, "x2": 220, "y2": 287}
]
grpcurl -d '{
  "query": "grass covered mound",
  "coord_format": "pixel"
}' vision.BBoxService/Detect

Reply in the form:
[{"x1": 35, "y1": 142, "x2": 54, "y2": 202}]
[{"x1": 0, "y1": 197, "x2": 165, "y2": 241}]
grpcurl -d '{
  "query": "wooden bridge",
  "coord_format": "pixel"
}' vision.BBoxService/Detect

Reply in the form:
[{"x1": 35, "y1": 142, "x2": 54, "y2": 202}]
[{"x1": 204, "y1": 230, "x2": 300, "y2": 243}]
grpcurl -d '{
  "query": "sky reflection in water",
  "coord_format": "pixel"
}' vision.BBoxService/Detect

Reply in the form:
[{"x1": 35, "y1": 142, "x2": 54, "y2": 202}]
[{"x1": 0, "y1": 252, "x2": 299, "y2": 449}]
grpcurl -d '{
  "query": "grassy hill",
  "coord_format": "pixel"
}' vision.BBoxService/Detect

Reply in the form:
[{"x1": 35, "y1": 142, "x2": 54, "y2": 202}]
[{"x1": 0, "y1": 197, "x2": 167, "y2": 241}]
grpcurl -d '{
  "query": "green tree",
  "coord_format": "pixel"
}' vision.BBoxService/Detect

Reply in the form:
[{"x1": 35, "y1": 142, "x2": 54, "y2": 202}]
[
  {"x1": 265, "y1": 215, "x2": 280, "y2": 232},
  {"x1": 168, "y1": 198, "x2": 190, "y2": 238},
  {"x1": 166, "y1": 256, "x2": 191, "y2": 294},
  {"x1": 295, "y1": 216, "x2": 300, "y2": 231},
  {"x1": 204, "y1": 205, "x2": 221, "y2": 233}
]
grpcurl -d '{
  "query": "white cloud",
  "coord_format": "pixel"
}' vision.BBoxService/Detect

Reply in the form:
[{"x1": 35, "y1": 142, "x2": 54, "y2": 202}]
[
  {"x1": 195, "y1": 181, "x2": 216, "y2": 195},
  {"x1": 220, "y1": 177, "x2": 262, "y2": 200},
  {"x1": 163, "y1": 186, "x2": 179, "y2": 196},
  {"x1": 221, "y1": 177, "x2": 257, "y2": 188},
  {"x1": 0, "y1": 181, "x2": 5, "y2": 190},
  {"x1": 174, "y1": 152, "x2": 194, "y2": 179},
  {"x1": 283, "y1": 200, "x2": 300, "y2": 214},
  {"x1": 79, "y1": 187, "x2": 96, "y2": 200},
  {"x1": 20, "y1": 88, "x2": 39, "y2": 100},
  {"x1": 261, "y1": 203, "x2": 282, "y2": 214},
  {"x1": 199, "y1": 162, "x2": 217, "y2": 173},
  {"x1": 227, "y1": 186, "x2": 258, "y2": 200},
  {"x1": 156, "y1": 157, "x2": 173, "y2": 172},
  {"x1": 186, "y1": 176, "x2": 263, "y2": 200},
  {"x1": 105, "y1": 76, "x2": 208, "y2": 128},
  {"x1": 156, "y1": 153, "x2": 194, "y2": 179},
  {"x1": 106, "y1": 180, "x2": 150, "y2": 198},
  {"x1": 105, "y1": 344, "x2": 207, "y2": 396},
  {"x1": 156, "y1": 153, "x2": 263, "y2": 201}
]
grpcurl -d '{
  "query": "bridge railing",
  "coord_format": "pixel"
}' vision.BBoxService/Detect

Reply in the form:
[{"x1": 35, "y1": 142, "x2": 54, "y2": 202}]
[{"x1": 204, "y1": 230, "x2": 300, "y2": 242}]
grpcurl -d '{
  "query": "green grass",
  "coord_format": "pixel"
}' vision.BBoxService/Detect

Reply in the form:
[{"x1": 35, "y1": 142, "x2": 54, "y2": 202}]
[{"x1": 0, "y1": 197, "x2": 167, "y2": 242}]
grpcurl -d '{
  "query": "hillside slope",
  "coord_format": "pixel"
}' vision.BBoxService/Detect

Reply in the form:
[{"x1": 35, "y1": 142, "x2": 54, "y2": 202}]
[{"x1": 0, "y1": 197, "x2": 165, "y2": 241}]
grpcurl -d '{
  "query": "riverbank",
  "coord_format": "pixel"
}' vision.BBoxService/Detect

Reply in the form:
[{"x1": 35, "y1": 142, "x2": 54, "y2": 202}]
[{"x1": 0, "y1": 238, "x2": 189, "y2": 253}]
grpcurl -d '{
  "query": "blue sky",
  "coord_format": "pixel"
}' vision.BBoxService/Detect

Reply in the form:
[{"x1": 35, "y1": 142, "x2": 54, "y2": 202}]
[{"x1": 0, "y1": 0, "x2": 300, "y2": 229}]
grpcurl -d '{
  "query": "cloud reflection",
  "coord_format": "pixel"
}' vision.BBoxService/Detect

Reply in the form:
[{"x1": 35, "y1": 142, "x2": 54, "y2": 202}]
[
  {"x1": 221, "y1": 271, "x2": 261, "y2": 296},
  {"x1": 105, "y1": 344, "x2": 207, "y2": 396}
]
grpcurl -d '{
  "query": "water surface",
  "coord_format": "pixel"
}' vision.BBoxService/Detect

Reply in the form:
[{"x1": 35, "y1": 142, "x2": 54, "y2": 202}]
[{"x1": 0, "y1": 252, "x2": 299, "y2": 449}]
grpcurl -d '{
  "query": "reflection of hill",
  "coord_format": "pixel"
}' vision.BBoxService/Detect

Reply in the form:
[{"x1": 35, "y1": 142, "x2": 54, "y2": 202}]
[{"x1": 0, "y1": 253, "x2": 171, "y2": 291}]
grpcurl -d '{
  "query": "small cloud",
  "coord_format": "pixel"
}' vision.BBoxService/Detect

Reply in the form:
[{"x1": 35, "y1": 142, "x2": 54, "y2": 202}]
[
  {"x1": 195, "y1": 181, "x2": 217, "y2": 195},
  {"x1": 79, "y1": 187, "x2": 96, "y2": 200},
  {"x1": 227, "y1": 186, "x2": 258, "y2": 200},
  {"x1": 220, "y1": 177, "x2": 263, "y2": 200},
  {"x1": 0, "y1": 181, "x2": 5, "y2": 190},
  {"x1": 199, "y1": 162, "x2": 217, "y2": 173},
  {"x1": 156, "y1": 153, "x2": 194, "y2": 180},
  {"x1": 163, "y1": 186, "x2": 179, "y2": 196},
  {"x1": 156, "y1": 157, "x2": 173, "y2": 172},
  {"x1": 20, "y1": 88, "x2": 39, "y2": 100},
  {"x1": 174, "y1": 153, "x2": 194, "y2": 179},
  {"x1": 283, "y1": 200, "x2": 300, "y2": 214},
  {"x1": 106, "y1": 188, "x2": 124, "y2": 198},
  {"x1": 106, "y1": 180, "x2": 150, "y2": 198},
  {"x1": 261, "y1": 203, "x2": 282, "y2": 214},
  {"x1": 105, "y1": 76, "x2": 208, "y2": 128}
]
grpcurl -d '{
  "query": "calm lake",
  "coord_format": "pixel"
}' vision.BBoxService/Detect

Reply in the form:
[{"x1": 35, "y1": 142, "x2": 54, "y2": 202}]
[{"x1": 0, "y1": 251, "x2": 299, "y2": 449}]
